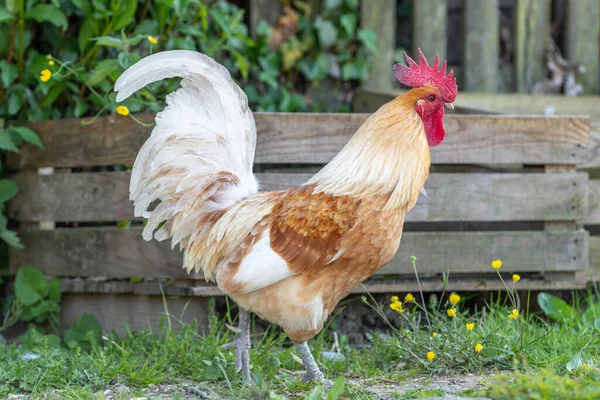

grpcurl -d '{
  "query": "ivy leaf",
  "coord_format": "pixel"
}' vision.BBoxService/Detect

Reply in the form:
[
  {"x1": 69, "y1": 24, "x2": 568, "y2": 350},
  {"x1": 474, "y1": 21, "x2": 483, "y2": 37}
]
[
  {"x1": 25, "y1": 4, "x2": 68, "y2": 31},
  {"x1": 0, "y1": 229, "x2": 23, "y2": 248},
  {"x1": 358, "y1": 29, "x2": 378, "y2": 54},
  {"x1": 8, "y1": 90, "x2": 25, "y2": 115},
  {"x1": 0, "y1": 8, "x2": 13, "y2": 23},
  {"x1": 0, "y1": 179, "x2": 18, "y2": 202},
  {"x1": 340, "y1": 14, "x2": 356, "y2": 37},
  {"x1": 86, "y1": 59, "x2": 119, "y2": 86},
  {"x1": 315, "y1": 18, "x2": 337, "y2": 49},
  {"x1": 0, "y1": 130, "x2": 19, "y2": 152},
  {"x1": 9, "y1": 126, "x2": 44, "y2": 149},
  {"x1": 324, "y1": 0, "x2": 343, "y2": 10},
  {"x1": 78, "y1": 18, "x2": 100, "y2": 53},
  {"x1": 0, "y1": 60, "x2": 18, "y2": 88}
]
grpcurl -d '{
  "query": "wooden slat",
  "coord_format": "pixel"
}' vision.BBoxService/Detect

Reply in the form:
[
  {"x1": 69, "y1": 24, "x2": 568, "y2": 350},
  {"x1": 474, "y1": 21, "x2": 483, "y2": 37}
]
[
  {"x1": 353, "y1": 89, "x2": 600, "y2": 122},
  {"x1": 10, "y1": 228, "x2": 588, "y2": 279},
  {"x1": 10, "y1": 171, "x2": 588, "y2": 223},
  {"x1": 463, "y1": 0, "x2": 499, "y2": 92},
  {"x1": 565, "y1": 0, "x2": 600, "y2": 95},
  {"x1": 360, "y1": 0, "x2": 396, "y2": 90},
  {"x1": 6, "y1": 114, "x2": 590, "y2": 169},
  {"x1": 589, "y1": 236, "x2": 600, "y2": 280},
  {"x1": 413, "y1": 0, "x2": 448, "y2": 63},
  {"x1": 578, "y1": 122, "x2": 600, "y2": 169},
  {"x1": 586, "y1": 180, "x2": 600, "y2": 224},
  {"x1": 514, "y1": 0, "x2": 551, "y2": 93}
]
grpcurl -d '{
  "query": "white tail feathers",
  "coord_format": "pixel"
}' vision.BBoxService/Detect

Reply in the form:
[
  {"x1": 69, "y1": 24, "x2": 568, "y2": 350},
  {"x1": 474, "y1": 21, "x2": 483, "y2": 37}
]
[{"x1": 115, "y1": 50, "x2": 258, "y2": 255}]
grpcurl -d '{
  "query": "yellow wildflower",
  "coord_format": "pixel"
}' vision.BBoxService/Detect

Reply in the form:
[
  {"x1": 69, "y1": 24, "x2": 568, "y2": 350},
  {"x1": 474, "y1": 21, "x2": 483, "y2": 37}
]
[
  {"x1": 475, "y1": 343, "x2": 483, "y2": 353},
  {"x1": 40, "y1": 69, "x2": 51, "y2": 82},
  {"x1": 432, "y1": 332, "x2": 438, "y2": 337},
  {"x1": 426, "y1": 351, "x2": 435, "y2": 361},
  {"x1": 449, "y1": 293, "x2": 460, "y2": 306},
  {"x1": 509, "y1": 309, "x2": 519, "y2": 319},
  {"x1": 48, "y1": 60, "x2": 55, "y2": 66},
  {"x1": 390, "y1": 300, "x2": 404, "y2": 313},
  {"x1": 116, "y1": 105, "x2": 130, "y2": 116},
  {"x1": 466, "y1": 322, "x2": 474, "y2": 331},
  {"x1": 491, "y1": 260, "x2": 502, "y2": 270},
  {"x1": 512, "y1": 274, "x2": 521, "y2": 282},
  {"x1": 404, "y1": 293, "x2": 414, "y2": 303},
  {"x1": 447, "y1": 308, "x2": 457, "y2": 317},
  {"x1": 391, "y1": 296, "x2": 399, "y2": 303},
  {"x1": 148, "y1": 36, "x2": 158, "y2": 44}
]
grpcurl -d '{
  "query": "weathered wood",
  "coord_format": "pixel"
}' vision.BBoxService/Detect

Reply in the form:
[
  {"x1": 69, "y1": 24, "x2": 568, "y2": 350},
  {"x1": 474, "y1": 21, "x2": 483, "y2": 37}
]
[
  {"x1": 10, "y1": 171, "x2": 588, "y2": 223},
  {"x1": 544, "y1": 165, "x2": 579, "y2": 231},
  {"x1": 579, "y1": 122, "x2": 600, "y2": 169},
  {"x1": 413, "y1": 0, "x2": 447, "y2": 62},
  {"x1": 463, "y1": 0, "x2": 499, "y2": 92},
  {"x1": 249, "y1": 0, "x2": 282, "y2": 37},
  {"x1": 515, "y1": 0, "x2": 551, "y2": 93},
  {"x1": 589, "y1": 236, "x2": 600, "y2": 280},
  {"x1": 586, "y1": 180, "x2": 600, "y2": 224},
  {"x1": 360, "y1": 0, "x2": 396, "y2": 90},
  {"x1": 565, "y1": 0, "x2": 600, "y2": 94},
  {"x1": 59, "y1": 293, "x2": 209, "y2": 336},
  {"x1": 10, "y1": 228, "x2": 588, "y2": 279},
  {"x1": 6, "y1": 114, "x2": 590, "y2": 168},
  {"x1": 353, "y1": 89, "x2": 600, "y2": 122}
]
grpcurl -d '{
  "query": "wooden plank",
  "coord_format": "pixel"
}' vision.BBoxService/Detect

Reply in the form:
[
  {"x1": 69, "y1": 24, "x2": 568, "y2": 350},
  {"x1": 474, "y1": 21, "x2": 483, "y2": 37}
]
[
  {"x1": 413, "y1": 0, "x2": 448, "y2": 63},
  {"x1": 589, "y1": 236, "x2": 600, "y2": 281},
  {"x1": 463, "y1": 0, "x2": 499, "y2": 92},
  {"x1": 586, "y1": 180, "x2": 600, "y2": 224},
  {"x1": 10, "y1": 228, "x2": 588, "y2": 279},
  {"x1": 10, "y1": 172, "x2": 588, "y2": 222},
  {"x1": 360, "y1": 0, "x2": 396, "y2": 90},
  {"x1": 249, "y1": 0, "x2": 282, "y2": 37},
  {"x1": 59, "y1": 293, "x2": 209, "y2": 336},
  {"x1": 565, "y1": 0, "x2": 600, "y2": 95},
  {"x1": 7, "y1": 114, "x2": 590, "y2": 169},
  {"x1": 353, "y1": 89, "x2": 600, "y2": 122},
  {"x1": 579, "y1": 122, "x2": 600, "y2": 169},
  {"x1": 515, "y1": 0, "x2": 551, "y2": 93}
]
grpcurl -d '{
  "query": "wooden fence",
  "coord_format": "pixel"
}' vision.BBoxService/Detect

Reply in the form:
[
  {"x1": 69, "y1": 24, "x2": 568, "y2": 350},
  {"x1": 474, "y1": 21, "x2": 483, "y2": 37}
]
[{"x1": 6, "y1": 112, "x2": 593, "y2": 332}]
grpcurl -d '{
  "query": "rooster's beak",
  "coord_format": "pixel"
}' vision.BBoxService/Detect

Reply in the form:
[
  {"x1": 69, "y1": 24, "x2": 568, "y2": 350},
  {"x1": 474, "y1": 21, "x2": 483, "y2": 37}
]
[{"x1": 445, "y1": 102, "x2": 455, "y2": 110}]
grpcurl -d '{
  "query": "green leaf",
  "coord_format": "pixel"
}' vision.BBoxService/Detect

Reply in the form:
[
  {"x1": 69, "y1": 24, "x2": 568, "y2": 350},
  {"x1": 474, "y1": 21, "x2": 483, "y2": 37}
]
[
  {"x1": 358, "y1": 29, "x2": 378, "y2": 54},
  {"x1": 230, "y1": 50, "x2": 248, "y2": 80},
  {"x1": 0, "y1": 8, "x2": 13, "y2": 23},
  {"x1": 537, "y1": 292, "x2": 577, "y2": 322},
  {"x1": 0, "y1": 130, "x2": 19, "y2": 152},
  {"x1": 25, "y1": 4, "x2": 68, "y2": 31},
  {"x1": 0, "y1": 229, "x2": 23, "y2": 248},
  {"x1": 0, "y1": 213, "x2": 7, "y2": 230},
  {"x1": 64, "y1": 314, "x2": 102, "y2": 350},
  {"x1": 315, "y1": 18, "x2": 337, "y2": 49},
  {"x1": 325, "y1": 0, "x2": 343, "y2": 10},
  {"x1": 86, "y1": 59, "x2": 119, "y2": 86},
  {"x1": 0, "y1": 179, "x2": 18, "y2": 202},
  {"x1": 92, "y1": 36, "x2": 124, "y2": 49},
  {"x1": 117, "y1": 52, "x2": 140, "y2": 70},
  {"x1": 340, "y1": 14, "x2": 356, "y2": 37},
  {"x1": 326, "y1": 376, "x2": 346, "y2": 399},
  {"x1": 9, "y1": 126, "x2": 44, "y2": 149},
  {"x1": 48, "y1": 279, "x2": 61, "y2": 303},
  {"x1": 70, "y1": 0, "x2": 93, "y2": 17},
  {"x1": 344, "y1": 0, "x2": 359, "y2": 9},
  {"x1": 112, "y1": 0, "x2": 137, "y2": 31},
  {"x1": 40, "y1": 83, "x2": 64, "y2": 108},
  {"x1": 15, "y1": 266, "x2": 48, "y2": 306},
  {"x1": 0, "y1": 60, "x2": 18, "y2": 88},
  {"x1": 8, "y1": 90, "x2": 24, "y2": 115},
  {"x1": 595, "y1": 318, "x2": 600, "y2": 330},
  {"x1": 78, "y1": 18, "x2": 100, "y2": 53}
]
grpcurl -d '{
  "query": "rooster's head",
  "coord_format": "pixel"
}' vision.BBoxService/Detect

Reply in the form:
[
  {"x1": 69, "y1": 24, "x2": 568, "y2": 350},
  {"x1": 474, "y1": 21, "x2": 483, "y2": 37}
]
[{"x1": 393, "y1": 49, "x2": 457, "y2": 147}]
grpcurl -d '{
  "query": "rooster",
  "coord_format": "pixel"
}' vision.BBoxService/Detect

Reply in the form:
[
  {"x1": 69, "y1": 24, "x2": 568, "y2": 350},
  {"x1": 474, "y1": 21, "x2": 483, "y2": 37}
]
[{"x1": 114, "y1": 49, "x2": 457, "y2": 385}]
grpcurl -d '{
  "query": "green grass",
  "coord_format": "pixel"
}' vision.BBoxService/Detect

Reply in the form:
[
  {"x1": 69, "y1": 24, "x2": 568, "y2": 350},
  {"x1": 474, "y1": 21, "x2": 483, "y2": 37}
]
[{"x1": 1, "y1": 285, "x2": 600, "y2": 399}]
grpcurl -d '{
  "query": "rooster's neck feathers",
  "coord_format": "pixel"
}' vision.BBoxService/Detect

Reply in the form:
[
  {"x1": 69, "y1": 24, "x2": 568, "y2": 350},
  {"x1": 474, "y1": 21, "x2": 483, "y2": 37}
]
[{"x1": 307, "y1": 93, "x2": 431, "y2": 211}]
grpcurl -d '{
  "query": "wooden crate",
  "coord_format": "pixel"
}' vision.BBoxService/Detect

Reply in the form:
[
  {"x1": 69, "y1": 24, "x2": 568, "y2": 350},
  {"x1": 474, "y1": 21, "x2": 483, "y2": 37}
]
[{"x1": 7, "y1": 112, "x2": 591, "y2": 332}]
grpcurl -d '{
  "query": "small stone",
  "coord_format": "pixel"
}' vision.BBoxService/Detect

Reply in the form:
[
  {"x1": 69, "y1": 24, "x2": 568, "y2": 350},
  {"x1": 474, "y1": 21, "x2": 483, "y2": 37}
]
[
  {"x1": 186, "y1": 387, "x2": 208, "y2": 398},
  {"x1": 103, "y1": 390, "x2": 112, "y2": 396},
  {"x1": 112, "y1": 384, "x2": 128, "y2": 393}
]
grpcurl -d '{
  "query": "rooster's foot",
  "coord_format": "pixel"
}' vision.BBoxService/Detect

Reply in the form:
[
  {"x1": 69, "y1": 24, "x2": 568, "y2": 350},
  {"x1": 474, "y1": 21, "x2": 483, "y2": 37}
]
[
  {"x1": 295, "y1": 342, "x2": 332, "y2": 388},
  {"x1": 222, "y1": 309, "x2": 251, "y2": 382}
]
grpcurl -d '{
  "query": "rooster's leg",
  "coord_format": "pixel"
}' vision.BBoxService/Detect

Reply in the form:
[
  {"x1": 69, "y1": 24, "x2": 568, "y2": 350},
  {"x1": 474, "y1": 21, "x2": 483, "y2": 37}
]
[
  {"x1": 296, "y1": 342, "x2": 332, "y2": 388},
  {"x1": 223, "y1": 309, "x2": 251, "y2": 382}
]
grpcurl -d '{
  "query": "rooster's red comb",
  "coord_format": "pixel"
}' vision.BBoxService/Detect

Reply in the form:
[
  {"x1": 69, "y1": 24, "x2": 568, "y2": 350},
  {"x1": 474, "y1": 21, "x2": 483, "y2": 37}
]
[{"x1": 393, "y1": 48, "x2": 457, "y2": 102}]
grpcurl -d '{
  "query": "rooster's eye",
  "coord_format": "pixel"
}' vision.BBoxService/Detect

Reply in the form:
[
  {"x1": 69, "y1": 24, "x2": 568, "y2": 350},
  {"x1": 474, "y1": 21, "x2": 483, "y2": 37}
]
[{"x1": 426, "y1": 94, "x2": 436, "y2": 102}]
